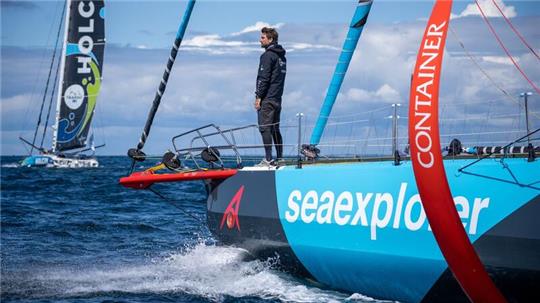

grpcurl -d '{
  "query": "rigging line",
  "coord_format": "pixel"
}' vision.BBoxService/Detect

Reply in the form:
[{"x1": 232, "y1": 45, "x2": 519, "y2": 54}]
[
  {"x1": 459, "y1": 127, "x2": 540, "y2": 172},
  {"x1": 479, "y1": 98, "x2": 494, "y2": 146},
  {"x1": 94, "y1": 74, "x2": 108, "y2": 150},
  {"x1": 458, "y1": 169, "x2": 540, "y2": 191},
  {"x1": 367, "y1": 139, "x2": 534, "y2": 146},
  {"x1": 326, "y1": 119, "x2": 370, "y2": 126},
  {"x1": 449, "y1": 27, "x2": 517, "y2": 104},
  {"x1": 441, "y1": 130, "x2": 522, "y2": 136},
  {"x1": 319, "y1": 104, "x2": 391, "y2": 120},
  {"x1": 20, "y1": 1, "x2": 62, "y2": 140},
  {"x1": 474, "y1": 0, "x2": 540, "y2": 94},
  {"x1": 440, "y1": 115, "x2": 525, "y2": 121},
  {"x1": 490, "y1": 0, "x2": 540, "y2": 61},
  {"x1": 515, "y1": 139, "x2": 540, "y2": 145},
  {"x1": 449, "y1": 26, "x2": 540, "y2": 120},
  {"x1": 147, "y1": 187, "x2": 205, "y2": 225},
  {"x1": 363, "y1": 112, "x2": 373, "y2": 152},
  {"x1": 29, "y1": 1, "x2": 66, "y2": 155},
  {"x1": 40, "y1": 22, "x2": 65, "y2": 150},
  {"x1": 320, "y1": 130, "x2": 524, "y2": 144},
  {"x1": 438, "y1": 97, "x2": 513, "y2": 107},
  {"x1": 346, "y1": 114, "x2": 356, "y2": 156}
]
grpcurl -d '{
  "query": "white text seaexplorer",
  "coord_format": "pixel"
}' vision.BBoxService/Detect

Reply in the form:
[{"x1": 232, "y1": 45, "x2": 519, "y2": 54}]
[{"x1": 284, "y1": 182, "x2": 490, "y2": 240}]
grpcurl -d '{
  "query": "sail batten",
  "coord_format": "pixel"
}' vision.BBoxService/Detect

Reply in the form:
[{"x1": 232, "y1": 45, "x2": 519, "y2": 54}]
[{"x1": 53, "y1": 0, "x2": 105, "y2": 152}]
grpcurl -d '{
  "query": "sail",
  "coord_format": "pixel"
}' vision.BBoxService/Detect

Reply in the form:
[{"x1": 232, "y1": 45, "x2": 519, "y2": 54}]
[
  {"x1": 53, "y1": 0, "x2": 105, "y2": 152},
  {"x1": 408, "y1": 1, "x2": 506, "y2": 302}
]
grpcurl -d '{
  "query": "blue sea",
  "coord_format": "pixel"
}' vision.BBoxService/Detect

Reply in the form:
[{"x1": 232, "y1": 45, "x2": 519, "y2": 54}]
[{"x1": 1, "y1": 156, "x2": 386, "y2": 303}]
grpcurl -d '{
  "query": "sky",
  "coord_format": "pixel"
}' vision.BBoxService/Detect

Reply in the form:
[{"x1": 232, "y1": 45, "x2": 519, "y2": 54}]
[{"x1": 1, "y1": 0, "x2": 539, "y2": 156}]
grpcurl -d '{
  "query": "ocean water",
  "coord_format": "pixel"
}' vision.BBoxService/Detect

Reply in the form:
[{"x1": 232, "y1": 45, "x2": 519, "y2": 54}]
[{"x1": 1, "y1": 156, "x2": 385, "y2": 303}]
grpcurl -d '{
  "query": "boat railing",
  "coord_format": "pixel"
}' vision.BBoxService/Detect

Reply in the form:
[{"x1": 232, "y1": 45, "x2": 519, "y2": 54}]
[
  {"x1": 170, "y1": 115, "x2": 312, "y2": 168},
  {"x1": 166, "y1": 102, "x2": 539, "y2": 170},
  {"x1": 171, "y1": 124, "x2": 239, "y2": 169},
  {"x1": 171, "y1": 123, "x2": 300, "y2": 169}
]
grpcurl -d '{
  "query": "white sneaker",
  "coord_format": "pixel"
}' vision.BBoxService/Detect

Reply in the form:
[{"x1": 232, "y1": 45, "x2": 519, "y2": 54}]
[{"x1": 255, "y1": 159, "x2": 275, "y2": 167}]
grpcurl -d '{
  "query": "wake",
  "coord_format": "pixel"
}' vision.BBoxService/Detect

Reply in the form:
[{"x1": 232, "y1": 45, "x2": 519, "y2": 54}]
[{"x1": 1, "y1": 243, "x2": 389, "y2": 302}]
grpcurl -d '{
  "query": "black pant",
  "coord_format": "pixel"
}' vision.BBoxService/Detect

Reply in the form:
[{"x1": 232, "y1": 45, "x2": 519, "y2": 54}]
[{"x1": 258, "y1": 99, "x2": 283, "y2": 161}]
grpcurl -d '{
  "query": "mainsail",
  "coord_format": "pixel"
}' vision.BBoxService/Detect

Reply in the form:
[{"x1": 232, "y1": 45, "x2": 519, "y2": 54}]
[{"x1": 53, "y1": 0, "x2": 105, "y2": 152}]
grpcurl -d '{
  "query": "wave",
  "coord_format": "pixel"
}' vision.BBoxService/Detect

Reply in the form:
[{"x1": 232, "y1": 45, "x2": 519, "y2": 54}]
[
  {"x1": 1, "y1": 163, "x2": 20, "y2": 168},
  {"x1": 1, "y1": 243, "x2": 388, "y2": 302}
]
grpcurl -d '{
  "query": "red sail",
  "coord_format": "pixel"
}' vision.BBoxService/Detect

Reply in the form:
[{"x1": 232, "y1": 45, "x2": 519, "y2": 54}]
[{"x1": 408, "y1": 1, "x2": 506, "y2": 302}]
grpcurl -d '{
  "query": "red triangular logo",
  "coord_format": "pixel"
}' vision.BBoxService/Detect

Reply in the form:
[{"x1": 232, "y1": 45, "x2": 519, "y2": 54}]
[{"x1": 220, "y1": 185, "x2": 244, "y2": 231}]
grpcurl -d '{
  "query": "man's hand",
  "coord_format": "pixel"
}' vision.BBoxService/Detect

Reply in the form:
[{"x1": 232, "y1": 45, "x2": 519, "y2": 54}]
[{"x1": 254, "y1": 98, "x2": 261, "y2": 110}]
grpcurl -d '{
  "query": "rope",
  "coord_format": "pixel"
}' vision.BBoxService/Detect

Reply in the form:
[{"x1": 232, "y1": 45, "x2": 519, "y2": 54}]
[
  {"x1": 148, "y1": 187, "x2": 205, "y2": 225},
  {"x1": 320, "y1": 104, "x2": 391, "y2": 119},
  {"x1": 490, "y1": 0, "x2": 540, "y2": 61},
  {"x1": 326, "y1": 118, "x2": 370, "y2": 126},
  {"x1": 20, "y1": 1, "x2": 62, "y2": 144},
  {"x1": 459, "y1": 128, "x2": 540, "y2": 171},
  {"x1": 474, "y1": 0, "x2": 540, "y2": 94},
  {"x1": 449, "y1": 26, "x2": 540, "y2": 120},
  {"x1": 30, "y1": 1, "x2": 66, "y2": 154},
  {"x1": 40, "y1": 35, "x2": 64, "y2": 149},
  {"x1": 319, "y1": 129, "x2": 523, "y2": 145},
  {"x1": 438, "y1": 114, "x2": 536, "y2": 121}
]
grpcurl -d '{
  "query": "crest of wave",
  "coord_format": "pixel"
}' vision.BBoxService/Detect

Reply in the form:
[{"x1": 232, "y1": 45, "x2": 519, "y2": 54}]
[
  {"x1": 24, "y1": 243, "x2": 388, "y2": 302},
  {"x1": 1, "y1": 163, "x2": 21, "y2": 168}
]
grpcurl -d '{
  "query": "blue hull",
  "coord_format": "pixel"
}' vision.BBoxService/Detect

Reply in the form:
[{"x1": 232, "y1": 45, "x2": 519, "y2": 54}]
[
  {"x1": 20, "y1": 155, "x2": 54, "y2": 167},
  {"x1": 207, "y1": 158, "x2": 540, "y2": 302}
]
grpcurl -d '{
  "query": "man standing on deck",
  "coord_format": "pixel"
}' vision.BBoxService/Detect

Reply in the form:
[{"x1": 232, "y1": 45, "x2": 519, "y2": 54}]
[{"x1": 254, "y1": 27, "x2": 287, "y2": 167}]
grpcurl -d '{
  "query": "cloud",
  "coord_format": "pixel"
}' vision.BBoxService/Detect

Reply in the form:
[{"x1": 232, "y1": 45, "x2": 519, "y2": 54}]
[
  {"x1": 287, "y1": 43, "x2": 339, "y2": 52},
  {"x1": 454, "y1": 0, "x2": 517, "y2": 19},
  {"x1": 340, "y1": 84, "x2": 401, "y2": 104},
  {"x1": 182, "y1": 34, "x2": 258, "y2": 54},
  {"x1": 375, "y1": 84, "x2": 402, "y2": 102},
  {"x1": 185, "y1": 35, "x2": 250, "y2": 48},
  {"x1": 481, "y1": 55, "x2": 515, "y2": 65},
  {"x1": 231, "y1": 22, "x2": 285, "y2": 36},
  {"x1": 2, "y1": 14, "x2": 539, "y2": 155},
  {"x1": 1, "y1": 93, "x2": 33, "y2": 113},
  {"x1": 181, "y1": 23, "x2": 339, "y2": 55}
]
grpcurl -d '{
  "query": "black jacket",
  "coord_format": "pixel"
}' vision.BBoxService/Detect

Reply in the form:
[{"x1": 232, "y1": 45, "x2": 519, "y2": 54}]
[{"x1": 256, "y1": 43, "x2": 286, "y2": 102}]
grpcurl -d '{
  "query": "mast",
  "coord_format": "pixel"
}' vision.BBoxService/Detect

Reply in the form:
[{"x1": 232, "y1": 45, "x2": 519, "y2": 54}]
[
  {"x1": 309, "y1": 0, "x2": 373, "y2": 146},
  {"x1": 129, "y1": 0, "x2": 196, "y2": 161},
  {"x1": 52, "y1": 0, "x2": 71, "y2": 153}
]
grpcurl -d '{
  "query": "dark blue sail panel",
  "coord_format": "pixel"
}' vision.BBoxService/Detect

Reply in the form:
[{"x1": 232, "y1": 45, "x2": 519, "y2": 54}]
[{"x1": 55, "y1": 0, "x2": 105, "y2": 152}]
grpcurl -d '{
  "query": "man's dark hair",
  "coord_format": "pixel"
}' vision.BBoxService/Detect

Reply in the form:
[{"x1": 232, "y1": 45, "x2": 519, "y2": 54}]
[{"x1": 261, "y1": 27, "x2": 278, "y2": 43}]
